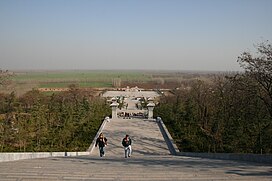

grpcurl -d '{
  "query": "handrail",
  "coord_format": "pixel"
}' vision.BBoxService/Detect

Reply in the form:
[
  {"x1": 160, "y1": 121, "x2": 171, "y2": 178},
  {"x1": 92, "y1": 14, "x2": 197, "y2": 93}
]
[{"x1": 156, "y1": 117, "x2": 180, "y2": 155}]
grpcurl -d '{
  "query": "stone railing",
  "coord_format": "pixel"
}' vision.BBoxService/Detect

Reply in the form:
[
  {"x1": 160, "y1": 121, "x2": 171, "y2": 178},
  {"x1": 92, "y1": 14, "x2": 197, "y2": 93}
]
[
  {"x1": 0, "y1": 152, "x2": 89, "y2": 163},
  {"x1": 87, "y1": 117, "x2": 110, "y2": 153},
  {"x1": 156, "y1": 117, "x2": 180, "y2": 155}
]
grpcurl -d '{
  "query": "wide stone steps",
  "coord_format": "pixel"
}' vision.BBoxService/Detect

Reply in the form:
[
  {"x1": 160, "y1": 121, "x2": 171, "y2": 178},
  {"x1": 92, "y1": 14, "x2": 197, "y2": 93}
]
[
  {"x1": 0, "y1": 155, "x2": 271, "y2": 180},
  {"x1": 0, "y1": 118, "x2": 271, "y2": 180},
  {"x1": 91, "y1": 118, "x2": 170, "y2": 157}
]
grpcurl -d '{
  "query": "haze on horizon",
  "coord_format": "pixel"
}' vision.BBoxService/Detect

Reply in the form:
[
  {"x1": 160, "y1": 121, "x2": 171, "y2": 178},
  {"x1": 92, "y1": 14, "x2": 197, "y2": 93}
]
[{"x1": 1, "y1": 0, "x2": 272, "y2": 71}]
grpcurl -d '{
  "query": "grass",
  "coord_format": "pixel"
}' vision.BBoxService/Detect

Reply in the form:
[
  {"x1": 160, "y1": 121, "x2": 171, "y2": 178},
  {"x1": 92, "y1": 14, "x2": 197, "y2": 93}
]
[
  {"x1": 39, "y1": 82, "x2": 113, "y2": 88},
  {"x1": 11, "y1": 70, "x2": 151, "y2": 89},
  {"x1": 2, "y1": 70, "x2": 224, "y2": 95},
  {"x1": 13, "y1": 70, "x2": 150, "y2": 81}
]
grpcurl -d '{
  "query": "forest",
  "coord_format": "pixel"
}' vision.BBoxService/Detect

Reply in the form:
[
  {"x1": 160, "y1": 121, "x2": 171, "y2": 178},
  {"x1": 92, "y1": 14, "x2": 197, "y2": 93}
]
[
  {"x1": 0, "y1": 84, "x2": 111, "y2": 152},
  {"x1": 154, "y1": 41, "x2": 272, "y2": 154}
]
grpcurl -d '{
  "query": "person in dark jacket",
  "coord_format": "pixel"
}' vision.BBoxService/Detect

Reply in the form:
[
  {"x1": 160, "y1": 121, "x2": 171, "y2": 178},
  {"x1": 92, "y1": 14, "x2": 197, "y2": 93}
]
[
  {"x1": 95, "y1": 133, "x2": 107, "y2": 157},
  {"x1": 122, "y1": 134, "x2": 132, "y2": 158}
]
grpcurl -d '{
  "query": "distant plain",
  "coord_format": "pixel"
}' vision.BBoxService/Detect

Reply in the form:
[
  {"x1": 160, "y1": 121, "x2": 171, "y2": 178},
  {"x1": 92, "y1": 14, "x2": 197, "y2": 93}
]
[{"x1": 1, "y1": 70, "x2": 227, "y2": 95}]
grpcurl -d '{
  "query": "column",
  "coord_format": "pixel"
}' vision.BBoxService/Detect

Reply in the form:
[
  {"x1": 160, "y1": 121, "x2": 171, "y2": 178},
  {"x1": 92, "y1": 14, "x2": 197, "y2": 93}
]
[
  {"x1": 147, "y1": 98, "x2": 155, "y2": 119},
  {"x1": 110, "y1": 97, "x2": 119, "y2": 119}
]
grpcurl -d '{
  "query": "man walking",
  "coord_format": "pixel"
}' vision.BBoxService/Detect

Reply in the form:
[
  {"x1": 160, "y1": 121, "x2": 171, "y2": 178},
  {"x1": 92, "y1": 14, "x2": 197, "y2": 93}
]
[{"x1": 122, "y1": 134, "x2": 132, "y2": 158}]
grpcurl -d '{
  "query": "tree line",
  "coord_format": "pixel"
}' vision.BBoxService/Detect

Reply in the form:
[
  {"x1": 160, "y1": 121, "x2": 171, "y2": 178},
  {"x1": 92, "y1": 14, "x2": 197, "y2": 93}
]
[
  {"x1": 0, "y1": 84, "x2": 111, "y2": 152},
  {"x1": 154, "y1": 41, "x2": 272, "y2": 154}
]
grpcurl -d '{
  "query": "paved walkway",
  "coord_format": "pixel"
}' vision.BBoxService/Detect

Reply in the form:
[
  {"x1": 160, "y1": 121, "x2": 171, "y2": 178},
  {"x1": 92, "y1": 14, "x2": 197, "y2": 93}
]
[
  {"x1": 91, "y1": 118, "x2": 169, "y2": 157},
  {"x1": 102, "y1": 90, "x2": 159, "y2": 99},
  {"x1": 0, "y1": 154, "x2": 271, "y2": 180}
]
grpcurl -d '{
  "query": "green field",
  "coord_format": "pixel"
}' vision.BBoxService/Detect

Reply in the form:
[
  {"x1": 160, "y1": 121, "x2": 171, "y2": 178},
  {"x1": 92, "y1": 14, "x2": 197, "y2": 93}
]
[
  {"x1": 39, "y1": 82, "x2": 113, "y2": 88},
  {"x1": 11, "y1": 70, "x2": 151, "y2": 89},
  {"x1": 1, "y1": 70, "x2": 218, "y2": 95},
  {"x1": 14, "y1": 70, "x2": 149, "y2": 81}
]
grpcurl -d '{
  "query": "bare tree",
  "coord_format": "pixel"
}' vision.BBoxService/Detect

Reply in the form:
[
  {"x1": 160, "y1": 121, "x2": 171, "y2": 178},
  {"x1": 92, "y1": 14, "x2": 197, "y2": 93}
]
[
  {"x1": 237, "y1": 41, "x2": 272, "y2": 118},
  {"x1": 0, "y1": 69, "x2": 12, "y2": 87}
]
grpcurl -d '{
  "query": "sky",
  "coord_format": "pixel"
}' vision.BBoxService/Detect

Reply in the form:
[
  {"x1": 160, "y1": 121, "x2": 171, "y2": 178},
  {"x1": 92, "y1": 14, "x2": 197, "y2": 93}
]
[{"x1": 0, "y1": 0, "x2": 272, "y2": 71}]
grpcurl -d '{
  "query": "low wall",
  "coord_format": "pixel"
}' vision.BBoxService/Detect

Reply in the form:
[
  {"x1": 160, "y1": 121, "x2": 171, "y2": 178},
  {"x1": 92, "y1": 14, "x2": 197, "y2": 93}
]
[
  {"x1": 156, "y1": 117, "x2": 180, "y2": 155},
  {"x1": 87, "y1": 117, "x2": 109, "y2": 153},
  {"x1": 177, "y1": 152, "x2": 272, "y2": 165},
  {"x1": 0, "y1": 152, "x2": 90, "y2": 163}
]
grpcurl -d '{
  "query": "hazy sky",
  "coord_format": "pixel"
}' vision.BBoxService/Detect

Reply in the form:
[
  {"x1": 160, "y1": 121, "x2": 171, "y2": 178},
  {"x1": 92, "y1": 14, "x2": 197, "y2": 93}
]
[{"x1": 1, "y1": 0, "x2": 272, "y2": 71}]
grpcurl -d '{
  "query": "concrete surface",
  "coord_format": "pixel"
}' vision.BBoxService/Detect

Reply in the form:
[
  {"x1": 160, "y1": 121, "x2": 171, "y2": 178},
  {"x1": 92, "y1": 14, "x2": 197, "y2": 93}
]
[
  {"x1": 178, "y1": 152, "x2": 272, "y2": 165},
  {"x1": 0, "y1": 154, "x2": 271, "y2": 180},
  {"x1": 91, "y1": 118, "x2": 170, "y2": 157}
]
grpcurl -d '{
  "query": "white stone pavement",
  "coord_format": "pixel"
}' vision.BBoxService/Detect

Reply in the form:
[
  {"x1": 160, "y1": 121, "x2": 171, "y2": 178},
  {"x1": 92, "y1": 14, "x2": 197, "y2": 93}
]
[
  {"x1": 91, "y1": 118, "x2": 170, "y2": 157},
  {"x1": 102, "y1": 90, "x2": 159, "y2": 99}
]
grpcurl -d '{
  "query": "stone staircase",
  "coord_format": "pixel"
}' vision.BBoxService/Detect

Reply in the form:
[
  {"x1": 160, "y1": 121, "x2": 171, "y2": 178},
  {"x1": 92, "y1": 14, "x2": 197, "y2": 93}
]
[
  {"x1": 91, "y1": 118, "x2": 170, "y2": 157},
  {"x1": 0, "y1": 117, "x2": 271, "y2": 180},
  {"x1": 0, "y1": 154, "x2": 271, "y2": 180}
]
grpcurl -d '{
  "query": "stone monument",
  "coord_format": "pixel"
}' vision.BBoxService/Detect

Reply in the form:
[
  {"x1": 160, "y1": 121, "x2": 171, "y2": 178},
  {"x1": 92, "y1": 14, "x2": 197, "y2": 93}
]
[
  {"x1": 147, "y1": 98, "x2": 155, "y2": 119},
  {"x1": 110, "y1": 97, "x2": 119, "y2": 119}
]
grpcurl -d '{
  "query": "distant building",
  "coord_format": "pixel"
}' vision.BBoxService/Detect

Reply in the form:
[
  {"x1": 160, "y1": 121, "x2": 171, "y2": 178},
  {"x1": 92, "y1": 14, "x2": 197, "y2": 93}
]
[{"x1": 113, "y1": 78, "x2": 121, "y2": 88}]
